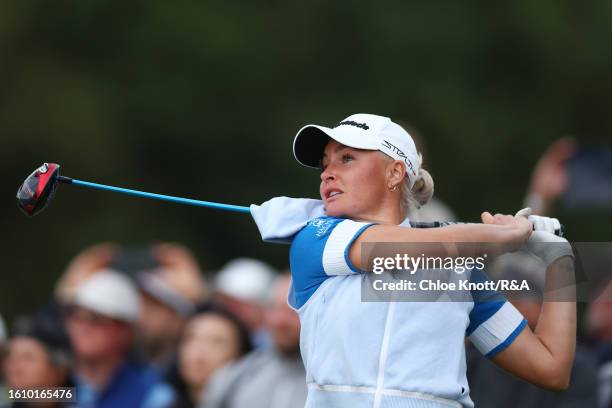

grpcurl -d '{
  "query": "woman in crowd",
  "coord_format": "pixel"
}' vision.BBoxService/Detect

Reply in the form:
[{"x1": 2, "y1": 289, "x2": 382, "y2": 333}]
[
  {"x1": 2, "y1": 317, "x2": 73, "y2": 408},
  {"x1": 170, "y1": 305, "x2": 252, "y2": 408}
]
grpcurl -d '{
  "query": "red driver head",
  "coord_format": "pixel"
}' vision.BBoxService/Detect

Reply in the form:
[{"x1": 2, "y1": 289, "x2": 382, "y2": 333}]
[{"x1": 16, "y1": 163, "x2": 61, "y2": 216}]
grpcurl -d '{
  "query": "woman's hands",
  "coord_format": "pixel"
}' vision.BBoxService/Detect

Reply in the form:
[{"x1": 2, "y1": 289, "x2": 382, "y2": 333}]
[{"x1": 481, "y1": 210, "x2": 533, "y2": 249}]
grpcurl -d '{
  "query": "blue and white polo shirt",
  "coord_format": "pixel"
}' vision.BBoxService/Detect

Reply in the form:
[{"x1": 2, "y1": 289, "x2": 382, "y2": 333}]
[{"x1": 288, "y1": 216, "x2": 527, "y2": 408}]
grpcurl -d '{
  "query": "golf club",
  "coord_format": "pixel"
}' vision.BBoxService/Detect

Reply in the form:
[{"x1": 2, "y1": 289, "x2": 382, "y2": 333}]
[
  {"x1": 16, "y1": 163, "x2": 565, "y2": 237},
  {"x1": 16, "y1": 163, "x2": 251, "y2": 217}
]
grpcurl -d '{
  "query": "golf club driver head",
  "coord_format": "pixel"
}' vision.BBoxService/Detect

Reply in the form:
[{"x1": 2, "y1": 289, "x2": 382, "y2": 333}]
[{"x1": 16, "y1": 163, "x2": 61, "y2": 216}]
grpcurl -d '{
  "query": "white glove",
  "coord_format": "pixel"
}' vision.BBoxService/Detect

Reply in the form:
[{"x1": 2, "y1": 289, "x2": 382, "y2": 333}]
[
  {"x1": 522, "y1": 230, "x2": 574, "y2": 268},
  {"x1": 529, "y1": 215, "x2": 562, "y2": 234},
  {"x1": 515, "y1": 208, "x2": 562, "y2": 235}
]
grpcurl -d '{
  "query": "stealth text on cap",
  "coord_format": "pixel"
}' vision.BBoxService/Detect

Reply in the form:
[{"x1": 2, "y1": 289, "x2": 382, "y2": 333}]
[
  {"x1": 334, "y1": 121, "x2": 370, "y2": 130},
  {"x1": 382, "y1": 140, "x2": 417, "y2": 176}
]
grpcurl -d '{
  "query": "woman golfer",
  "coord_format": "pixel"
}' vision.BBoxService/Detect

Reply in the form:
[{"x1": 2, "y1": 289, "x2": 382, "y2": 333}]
[{"x1": 282, "y1": 113, "x2": 575, "y2": 408}]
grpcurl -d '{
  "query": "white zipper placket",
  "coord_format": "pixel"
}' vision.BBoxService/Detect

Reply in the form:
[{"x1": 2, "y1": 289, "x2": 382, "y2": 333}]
[{"x1": 373, "y1": 293, "x2": 396, "y2": 408}]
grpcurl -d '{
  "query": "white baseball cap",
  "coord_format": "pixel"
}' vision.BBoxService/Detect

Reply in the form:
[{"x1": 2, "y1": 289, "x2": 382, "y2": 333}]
[
  {"x1": 293, "y1": 113, "x2": 422, "y2": 188},
  {"x1": 72, "y1": 269, "x2": 141, "y2": 323},
  {"x1": 215, "y1": 258, "x2": 277, "y2": 304}
]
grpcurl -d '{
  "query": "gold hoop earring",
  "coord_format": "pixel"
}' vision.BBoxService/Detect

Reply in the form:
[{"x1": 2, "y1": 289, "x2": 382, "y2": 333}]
[{"x1": 389, "y1": 184, "x2": 398, "y2": 192}]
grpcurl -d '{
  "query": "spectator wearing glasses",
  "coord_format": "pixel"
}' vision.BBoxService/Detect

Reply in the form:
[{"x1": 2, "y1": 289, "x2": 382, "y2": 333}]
[{"x1": 65, "y1": 270, "x2": 175, "y2": 408}]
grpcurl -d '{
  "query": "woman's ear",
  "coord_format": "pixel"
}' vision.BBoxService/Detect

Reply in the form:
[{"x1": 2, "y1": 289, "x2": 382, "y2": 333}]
[{"x1": 386, "y1": 160, "x2": 406, "y2": 188}]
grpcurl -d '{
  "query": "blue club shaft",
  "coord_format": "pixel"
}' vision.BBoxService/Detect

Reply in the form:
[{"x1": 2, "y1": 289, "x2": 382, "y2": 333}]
[
  {"x1": 58, "y1": 177, "x2": 565, "y2": 237},
  {"x1": 67, "y1": 178, "x2": 251, "y2": 214}
]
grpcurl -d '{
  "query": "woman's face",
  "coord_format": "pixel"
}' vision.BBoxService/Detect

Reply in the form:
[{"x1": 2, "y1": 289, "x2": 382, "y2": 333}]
[
  {"x1": 3, "y1": 337, "x2": 66, "y2": 389},
  {"x1": 320, "y1": 139, "x2": 390, "y2": 219},
  {"x1": 179, "y1": 314, "x2": 241, "y2": 389}
]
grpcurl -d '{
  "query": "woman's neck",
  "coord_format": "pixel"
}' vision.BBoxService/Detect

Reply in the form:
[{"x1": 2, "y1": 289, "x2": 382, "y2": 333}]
[{"x1": 352, "y1": 204, "x2": 404, "y2": 225}]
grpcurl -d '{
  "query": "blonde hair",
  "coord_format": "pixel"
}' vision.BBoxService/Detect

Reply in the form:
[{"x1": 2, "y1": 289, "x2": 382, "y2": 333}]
[
  {"x1": 380, "y1": 152, "x2": 435, "y2": 218},
  {"x1": 401, "y1": 167, "x2": 434, "y2": 217}
]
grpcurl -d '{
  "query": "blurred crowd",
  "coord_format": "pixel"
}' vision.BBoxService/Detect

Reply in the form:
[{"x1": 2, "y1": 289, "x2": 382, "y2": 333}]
[
  {"x1": 1, "y1": 137, "x2": 611, "y2": 408},
  {"x1": 0, "y1": 246, "x2": 305, "y2": 408}
]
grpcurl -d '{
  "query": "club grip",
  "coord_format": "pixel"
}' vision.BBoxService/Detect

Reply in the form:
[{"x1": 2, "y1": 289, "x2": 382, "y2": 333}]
[{"x1": 408, "y1": 221, "x2": 565, "y2": 237}]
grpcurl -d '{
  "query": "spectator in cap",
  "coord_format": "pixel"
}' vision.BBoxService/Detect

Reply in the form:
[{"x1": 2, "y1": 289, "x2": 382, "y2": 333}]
[
  {"x1": 169, "y1": 305, "x2": 252, "y2": 408},
  {"x1": 214, "y1": 258, "x2": 277, "y2": 350},
  {"x1": 64, "y1": 269, "x2": 175, "y2": 408},
  {"x1": 2, "y1": 314, "x2": 73, "y2": 408},
  {"x1": 467, "y1": 253, "x2": 597, "y2": 408},
  {"x1": 203, "y1": 273, "x2": 307, "y2": 408},
  {"x1": 134, "y1": 244, "x2": 209, "y2": 370},
  {"x1": 55, "y1": 244, "x2": 119, "y2": 306}
]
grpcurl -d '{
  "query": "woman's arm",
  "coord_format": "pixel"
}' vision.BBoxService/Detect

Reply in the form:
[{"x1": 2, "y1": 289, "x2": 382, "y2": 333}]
[
  {"x1": 348, "y1": 212, "x2": 532, "y2": 270},
  {"x1": 491, "y1": 255, "x2": 576, "y2": 390}
]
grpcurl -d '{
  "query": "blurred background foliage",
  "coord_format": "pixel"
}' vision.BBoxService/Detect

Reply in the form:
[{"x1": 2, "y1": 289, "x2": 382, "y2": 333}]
[{"x1": 2, "y1": 0, "x2": 611, "y2": 321}]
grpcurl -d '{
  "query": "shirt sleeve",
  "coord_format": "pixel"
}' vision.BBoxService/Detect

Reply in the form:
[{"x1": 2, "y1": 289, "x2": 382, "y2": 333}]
[
  {"x1": 250, "y1": 196, "x2": 326, "y2": 244},
  {"x1": 466, "y1": 268, "x2": 528, "y2": 358},
  {"x1": 288, "y1": 216, "x2": 373, "y2": 309}
]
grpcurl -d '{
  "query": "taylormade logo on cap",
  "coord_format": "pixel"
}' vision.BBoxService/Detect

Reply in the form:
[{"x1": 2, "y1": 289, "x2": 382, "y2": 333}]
[
  {"x1": 334, "y1": 120, "x2": 370, "y2": 130},
  {"x1": 293, "y1": 113, "x2": 422, "y2": 188}
]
